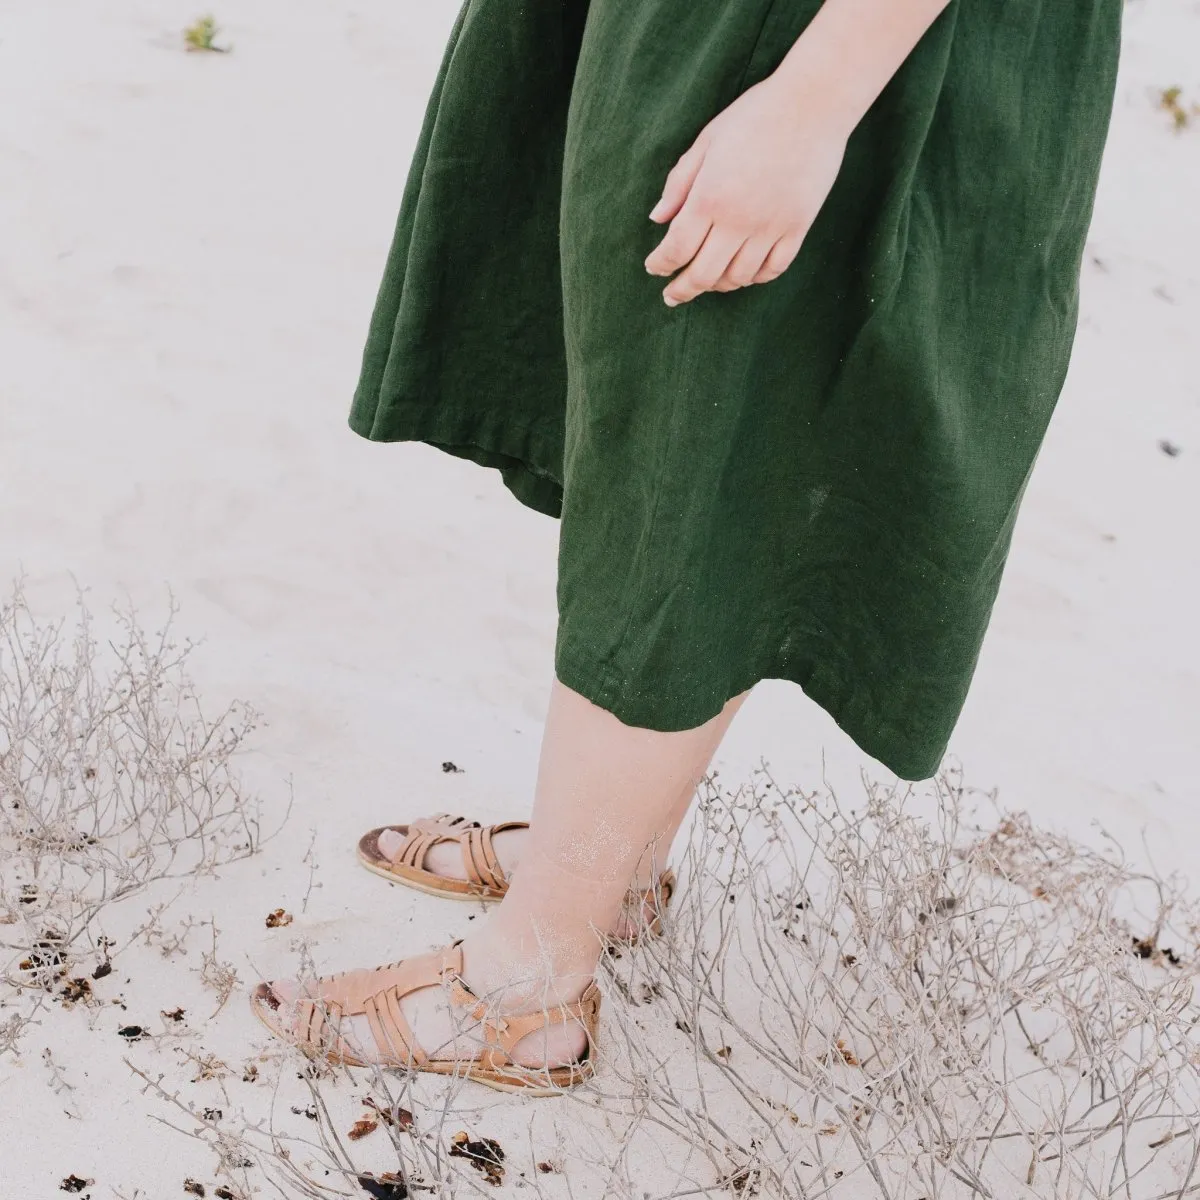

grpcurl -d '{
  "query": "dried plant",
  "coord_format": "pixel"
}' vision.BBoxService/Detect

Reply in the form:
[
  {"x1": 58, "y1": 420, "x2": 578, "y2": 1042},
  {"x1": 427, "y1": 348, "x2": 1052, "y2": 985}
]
[
  {"x1": 579, "y1": 766, "x2": 1200, "y2": 1198},
  {"x1": 8, "y1": 578, "x2": 1193, "y2": 1197},
  {"x1": 199, "y1": 922, "x2": 244, "y2": 1016},
  {"x1": 0, "y1": 579, "x2": 283, "y2": 1052},
  {"x1": 141, "y1": 767, "x2": 1200, "y2": 1200}
]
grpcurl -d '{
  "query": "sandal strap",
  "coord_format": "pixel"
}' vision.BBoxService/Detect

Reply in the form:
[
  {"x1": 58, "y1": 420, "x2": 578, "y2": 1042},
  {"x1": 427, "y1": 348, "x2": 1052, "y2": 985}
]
[
  {"x1": 376, "y1": 814, "x2": 478, "y2": 869},
  {"x1": 364, "y1": 982, "x2": 425, "y2": 1068},
  {"x1": 293, "y1": 995, "x2": 354, "y2": 1062},
  {"x1": 616, "y1": 869, "x2": 677, "y2": 940},
  {"x1": 383, "y1": 817, "x2": 517, "y2": 894},
  {"x1": 625, "y1": 868, "x2": 675, "y2": 907},
  {"x1": 446, "y1": 975, "x2": 601, "y2": 1073},
  {"x1": 369, "y1": 945, "x2": 464, "y2": 1068},
  {"x1": 397, "y1": 829, "x2": 440, "y2": 871},
  {"x1": 462, "y1": 825, "x2": 507, "y2": 892},
  {"x1": 291, "y1": 947, "x2": 465, "y2": 1067},
  {"x1": 411, "y1": 812, "x2": 478, "y2": 835}
]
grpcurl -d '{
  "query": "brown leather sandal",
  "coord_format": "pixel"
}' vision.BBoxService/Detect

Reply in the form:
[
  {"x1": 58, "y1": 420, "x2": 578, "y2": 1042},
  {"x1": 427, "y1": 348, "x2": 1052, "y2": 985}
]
[
  {"x1": 357, "y1": 813, "x2": 677, "y2": 942},
  {"x1": 250, "y1": 942, "x2": 598, "y2": 1095},
  {"x1": 357, "y1": 812, "x2": 524, "y2": 900}
]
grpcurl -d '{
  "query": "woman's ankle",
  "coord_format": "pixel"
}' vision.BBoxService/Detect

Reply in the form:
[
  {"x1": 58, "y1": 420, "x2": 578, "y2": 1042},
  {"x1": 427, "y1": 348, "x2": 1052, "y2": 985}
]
[{"x1": 458, "y1": 934, "x2": 594, "y2": 1015}]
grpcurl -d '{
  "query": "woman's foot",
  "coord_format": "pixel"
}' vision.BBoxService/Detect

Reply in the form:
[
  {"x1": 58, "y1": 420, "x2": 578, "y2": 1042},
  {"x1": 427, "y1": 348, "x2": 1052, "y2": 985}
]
[
  {"x1": 252, "y1": 939, "x2": 594, "y2": 1085},
  {"x1": 376, "y1": 821, "x2": 525, "y2": 883}
]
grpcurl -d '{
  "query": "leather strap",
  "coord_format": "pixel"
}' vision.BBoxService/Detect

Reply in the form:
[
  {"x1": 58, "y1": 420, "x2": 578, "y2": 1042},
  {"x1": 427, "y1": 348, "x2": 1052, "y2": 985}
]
[
  {"x1": 294, "y1": 995, "x2": 348, "y2": 1061},
  {"x1": 412, "y1": 812, "x2": 477, "y2": 834},
  {"x1": 355, "y1": 946, "x2": 464, "y2": 1067},
  {"x1": 365, "y1": 983, "x2": 424, "y2": 1067},
  {"x1": 385, "y1": 817, "x2": 506, "y2": 891},
  {"x1": 445, "y1": 973, "x2": 600, "y2": 1073},
  {"x1": 398, "y1": 829, "x2": 438, "y2": 870},
  {"x1": 462, "y1": 825, "x2": 507, "y2": 892}
]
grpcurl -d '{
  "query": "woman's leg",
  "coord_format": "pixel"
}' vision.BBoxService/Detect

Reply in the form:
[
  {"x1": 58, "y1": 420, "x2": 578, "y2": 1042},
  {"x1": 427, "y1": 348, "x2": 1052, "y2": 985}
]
[
  {"x1": 272, "y1": 679, "x2": 748, "y2": 1067},
  {"x1": 418, "y1": 677, "x2": 748, "y2": 1065},
  {"x1": 377, "y1": 684, "x2": 746, "y2": 927},
  {"x1": 378, "y1": 762, "x2": 709, "y2": 904}
]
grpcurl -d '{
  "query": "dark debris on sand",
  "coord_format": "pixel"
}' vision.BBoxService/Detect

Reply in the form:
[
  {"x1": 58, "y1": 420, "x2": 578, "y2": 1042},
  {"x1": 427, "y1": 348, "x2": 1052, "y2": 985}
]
[
  {"x1": 364, "y1": 1096, "x2": 414, "y2": 1131},
  {"x1": 59, "y1": 977, "x2": 93, "y2": 1005},
  {"x1": 450, "y1": 1131, "x2": 505, "y2": 1185},
  {"x1": 347, "y1": 1117, "x2": 379, "y2": 1141},
  {"x1": 357, "y1": 1173, "x2": 407, "y2": 1199}
]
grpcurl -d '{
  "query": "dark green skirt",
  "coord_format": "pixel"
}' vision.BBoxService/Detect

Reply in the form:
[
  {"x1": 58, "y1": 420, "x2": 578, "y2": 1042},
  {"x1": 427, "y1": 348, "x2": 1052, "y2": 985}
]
[{"x1": 349, "y1": 0, "x2": 1122, "y2": 780}]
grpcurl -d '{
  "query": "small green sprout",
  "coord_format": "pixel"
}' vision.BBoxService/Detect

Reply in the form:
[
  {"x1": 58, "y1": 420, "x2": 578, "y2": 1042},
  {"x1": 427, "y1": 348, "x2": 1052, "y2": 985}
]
[
  {"x1": 1159, "y1": 86, "x2": 1198, "y2": 131},
  {"x1": 183, "y1": 15, "x2": 230, "y2": 54}
]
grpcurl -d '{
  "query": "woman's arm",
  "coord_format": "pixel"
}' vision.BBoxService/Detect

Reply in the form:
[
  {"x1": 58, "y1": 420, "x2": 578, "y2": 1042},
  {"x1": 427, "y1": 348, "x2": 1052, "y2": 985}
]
[
  {"x1": 644, "y1": 0, "x2": 953, "y2": 306},
  {"x1": 772, "y1": 0, "x2": 954, "y2": 135}
]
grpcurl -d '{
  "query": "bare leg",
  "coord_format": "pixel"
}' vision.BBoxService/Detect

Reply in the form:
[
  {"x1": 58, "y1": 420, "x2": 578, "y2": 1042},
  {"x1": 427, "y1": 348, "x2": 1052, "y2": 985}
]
[
  {"x1": 271, "y1": 679, "x2": 748, "y2": 1067},
  {"x1": 452, "y1": 678, "x2": 748, "y2": 1061},
  {"x1": 376, "y1": 761, "x2": 703, "y2": 916},
  {"x1": 376, "y1": 691, "x2": 744, "y2": 929}
]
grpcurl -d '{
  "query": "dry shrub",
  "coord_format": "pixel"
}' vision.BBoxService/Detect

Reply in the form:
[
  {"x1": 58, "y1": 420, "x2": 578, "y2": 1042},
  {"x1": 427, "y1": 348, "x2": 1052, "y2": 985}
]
[
  {"x1": 8, "y1": 576, "x2": 1195, "y2": 1197},
  {"x1": 160, "y1": 770, "x2": 1200, "y2": 1200},
  {"x1": 0, "y1": 579, "x2": 276, "y2": 1042},
  {"x1": 583, "y1": 767, "x2": 1200, "y2": 1198}
]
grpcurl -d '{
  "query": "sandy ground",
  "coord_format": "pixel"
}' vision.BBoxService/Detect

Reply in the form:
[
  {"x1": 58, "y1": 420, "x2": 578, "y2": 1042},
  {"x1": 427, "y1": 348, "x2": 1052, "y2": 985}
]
[{"x1": 0, "y1": 0, "x2": 1197, "y2": 1196}]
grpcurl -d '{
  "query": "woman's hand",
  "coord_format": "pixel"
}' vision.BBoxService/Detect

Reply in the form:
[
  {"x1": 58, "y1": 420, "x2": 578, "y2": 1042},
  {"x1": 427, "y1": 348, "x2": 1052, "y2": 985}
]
[
  {"x1": 644, "y1": 75, "x2": 850, "y2": 307},
  {"x1": 644, "y1": 0, "x2": 952, "y2": 306}
]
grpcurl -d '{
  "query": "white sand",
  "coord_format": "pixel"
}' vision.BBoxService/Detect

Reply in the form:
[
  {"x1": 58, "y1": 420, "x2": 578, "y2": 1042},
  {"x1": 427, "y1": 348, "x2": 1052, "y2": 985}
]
[{"x1": 0, "y1": 0, "x2": 1196, "y2": 1195}]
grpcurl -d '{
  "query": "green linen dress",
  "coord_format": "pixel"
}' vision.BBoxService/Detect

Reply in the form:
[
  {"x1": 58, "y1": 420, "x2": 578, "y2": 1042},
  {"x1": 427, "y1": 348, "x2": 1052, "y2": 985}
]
[{"x1": 349, "y1": 0, "x2": 1122, "y2": 781}]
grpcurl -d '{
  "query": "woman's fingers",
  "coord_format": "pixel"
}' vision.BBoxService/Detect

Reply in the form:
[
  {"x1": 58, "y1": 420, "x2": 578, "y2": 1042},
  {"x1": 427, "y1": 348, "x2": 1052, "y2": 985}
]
[
  {"x1": 644, "y1": 194, "x2": 713, "y2": 282},
  {"x1": 752, "y1": 234, "x2": 804, "y2": 284},
  {"x1": 648, "y1": 135, "x2": 708, "y2": 225},
  {"x1": 661, "y1": 226, "x2": 746, "y2": 307},
  {"x1": 713, "y1": 236, "x2": 775, "y2": 292},
  {"x1": 649, "y1": 224, "x2": 806, "y2": 305}
]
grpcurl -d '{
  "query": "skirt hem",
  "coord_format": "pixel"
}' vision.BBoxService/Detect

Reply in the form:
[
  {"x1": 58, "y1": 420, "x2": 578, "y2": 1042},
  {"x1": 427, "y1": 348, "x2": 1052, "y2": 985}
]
[
  {"x1": 553, "y1": 637, "x2": 943, "y2": 784},
  {"x1": 347, "y1": 400, "x2": 565, "y2": 517},
  {"x1": 349, "y1": 400, "x2": 946, "y2": 783}
]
